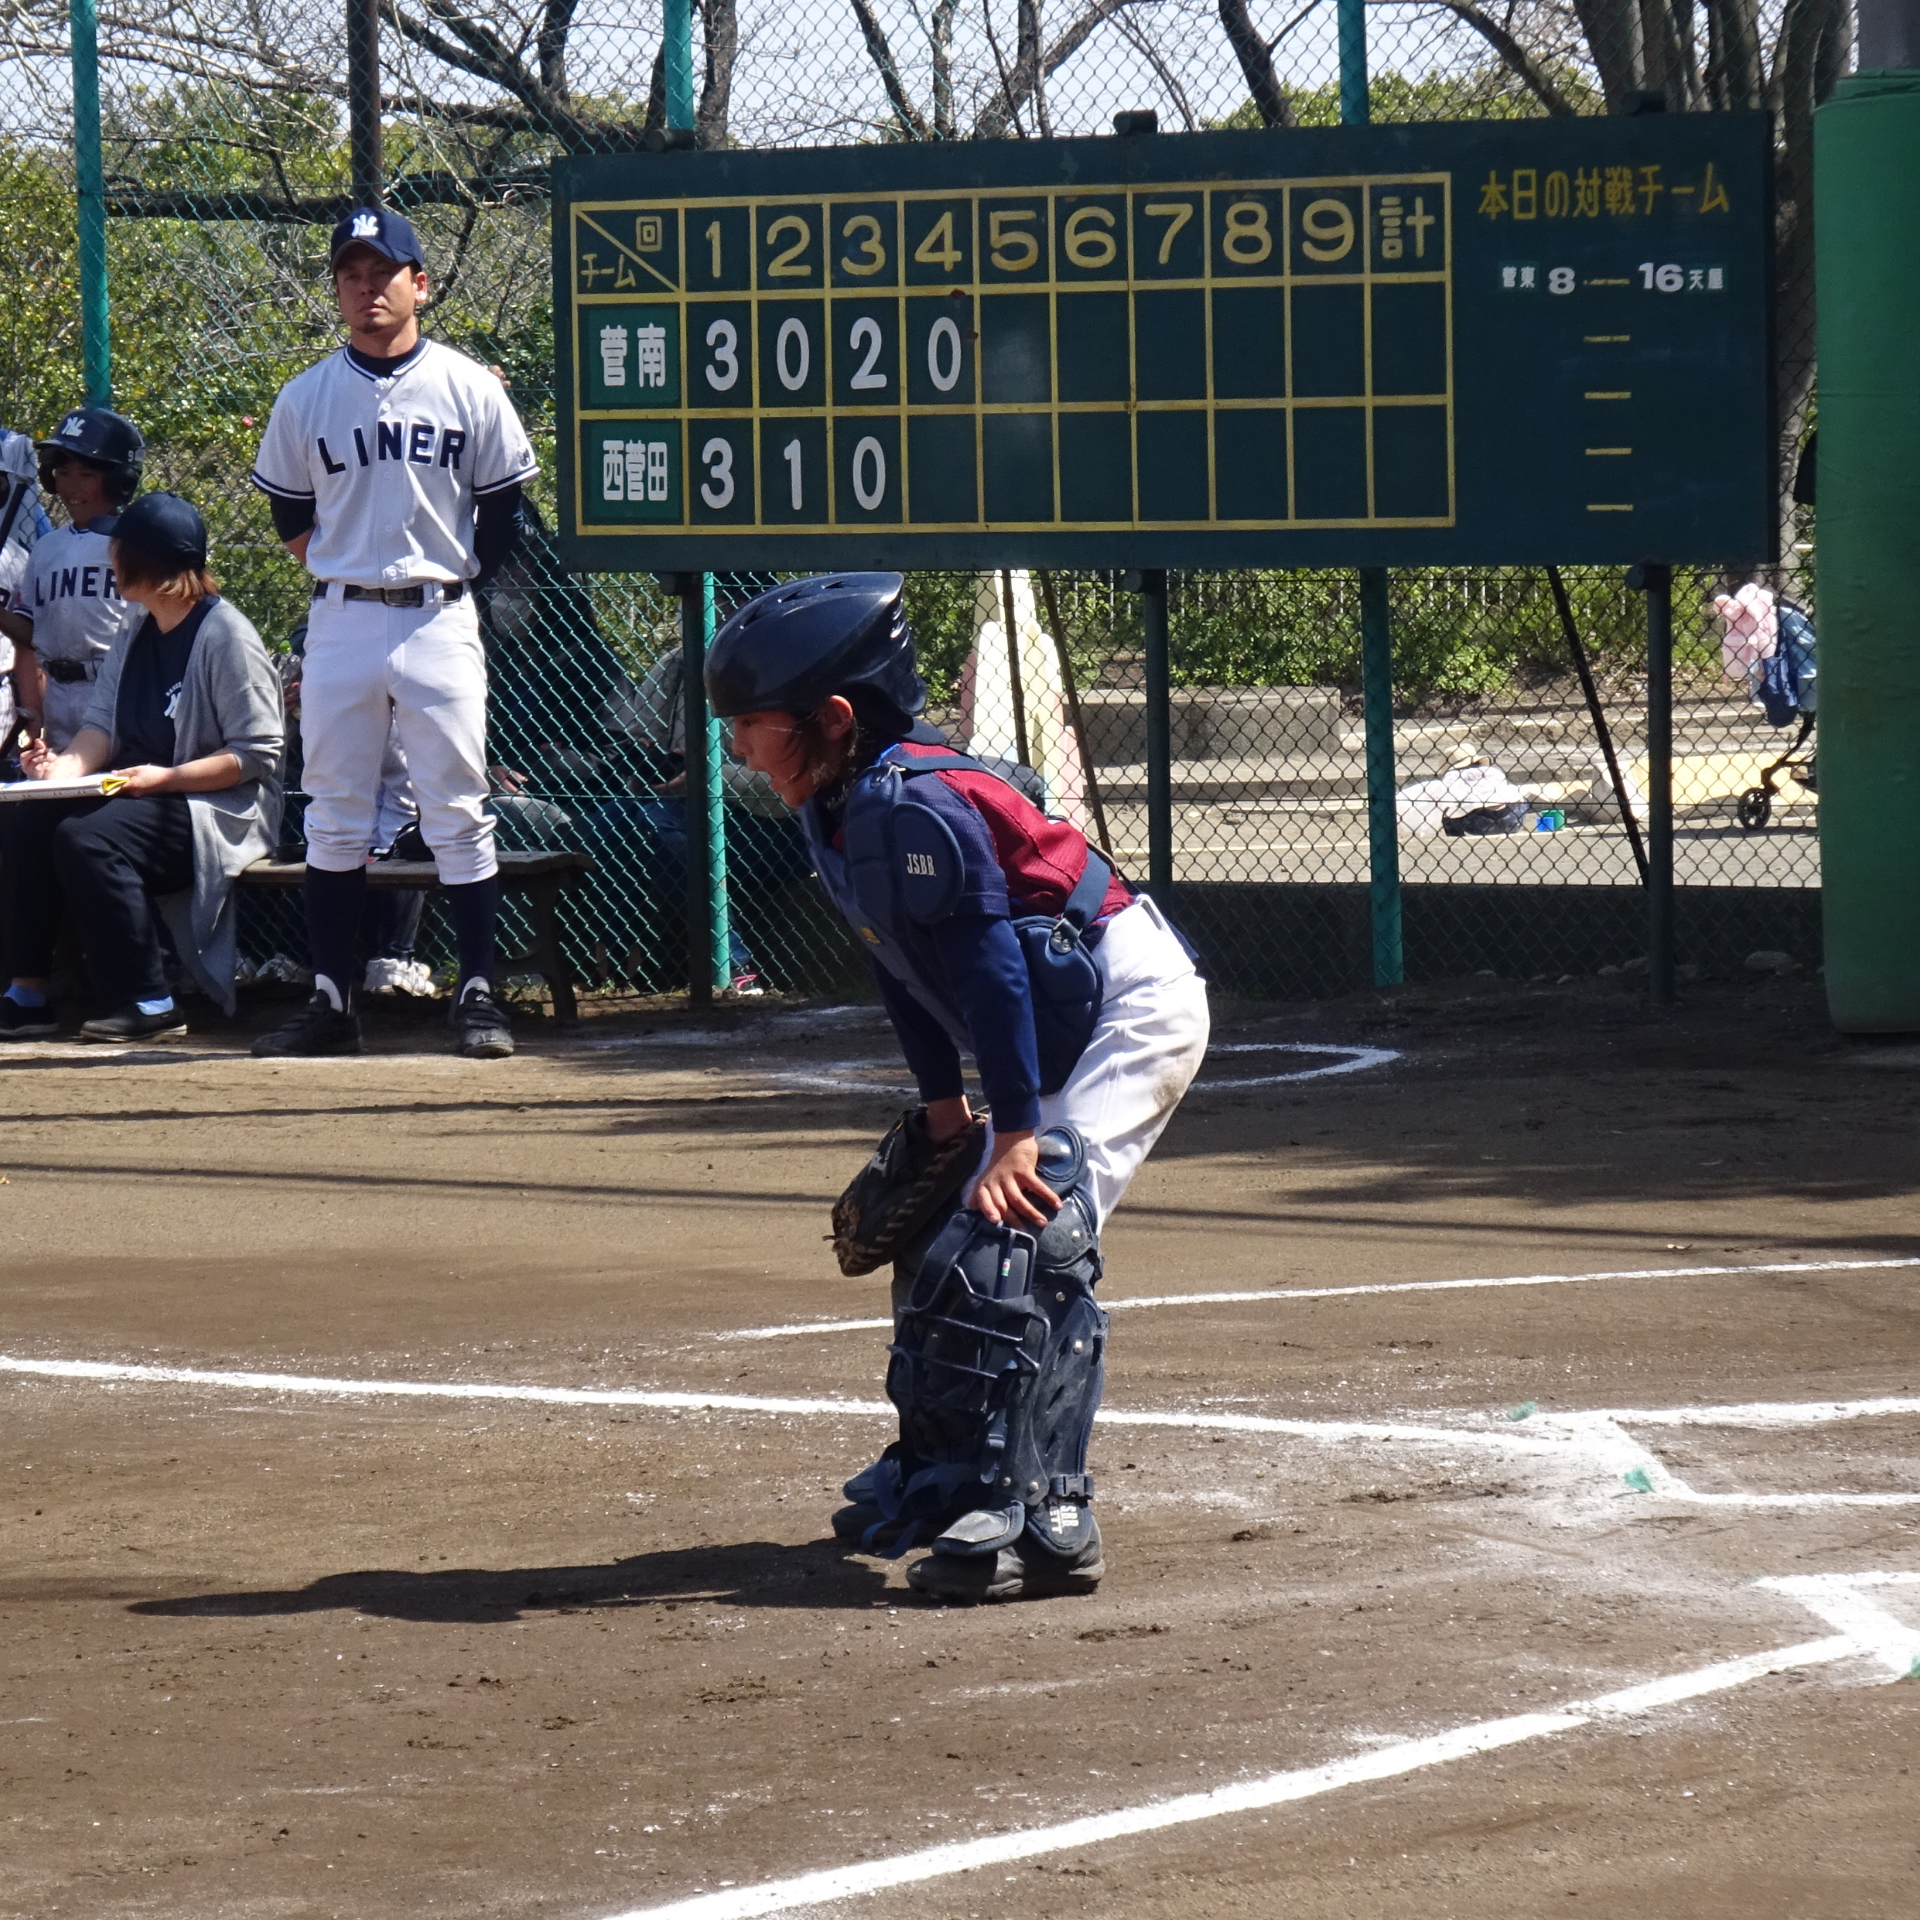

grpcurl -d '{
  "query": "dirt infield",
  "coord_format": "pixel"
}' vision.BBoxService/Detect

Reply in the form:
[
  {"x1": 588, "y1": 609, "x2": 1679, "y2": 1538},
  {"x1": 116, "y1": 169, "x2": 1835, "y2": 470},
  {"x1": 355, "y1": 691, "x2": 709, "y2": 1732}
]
[{"x1": 2, "y1": 970, "x2": 1917, "y2": 1920}]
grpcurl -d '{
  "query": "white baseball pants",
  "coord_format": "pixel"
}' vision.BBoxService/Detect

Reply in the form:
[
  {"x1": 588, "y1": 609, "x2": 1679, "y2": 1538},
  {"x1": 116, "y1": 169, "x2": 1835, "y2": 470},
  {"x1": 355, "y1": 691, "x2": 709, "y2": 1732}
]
[
  {"x1": 968, "y1": 894, "x2": 1210, "y2": 1229},
  {"x1": 300, "y1": 588, "x2": 496, "y2": 885}
]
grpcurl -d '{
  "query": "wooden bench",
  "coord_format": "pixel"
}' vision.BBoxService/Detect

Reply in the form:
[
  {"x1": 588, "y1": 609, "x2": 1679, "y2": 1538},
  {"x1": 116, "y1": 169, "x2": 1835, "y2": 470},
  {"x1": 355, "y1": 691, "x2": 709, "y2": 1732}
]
[{"x1": 239, "y1": 848, "x2": 595, "y2": 1025}]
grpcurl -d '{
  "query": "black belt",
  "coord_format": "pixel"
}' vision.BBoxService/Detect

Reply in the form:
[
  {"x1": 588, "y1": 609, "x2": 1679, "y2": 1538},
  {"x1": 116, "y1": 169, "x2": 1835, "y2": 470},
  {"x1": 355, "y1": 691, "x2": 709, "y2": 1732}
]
[
  {"x1": 313, "y1": 581, "x2": 465, "y2": 607},
  {"x1": 41, "y1": 656, "x2": 100, "y2": 684}
]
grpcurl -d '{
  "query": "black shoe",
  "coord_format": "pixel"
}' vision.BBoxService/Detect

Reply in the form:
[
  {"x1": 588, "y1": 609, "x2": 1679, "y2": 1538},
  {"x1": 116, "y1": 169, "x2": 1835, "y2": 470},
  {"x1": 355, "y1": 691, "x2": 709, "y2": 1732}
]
[
  {"x1": 78, "y1": 1005, "x2": 189, "y2": 1044},
  {"x1": 452, "y1": 979, "x2": 513, "y2": 1059},
  {"x1": 0, "y1": 997, "x2": 58, "y2": 1040},
  {"x1": 252, "y1": 991, "x2": 362, "y2": 1058},
  {"x1": 906, "y1": 1511, "x2": 1105, "y2": 1605}
]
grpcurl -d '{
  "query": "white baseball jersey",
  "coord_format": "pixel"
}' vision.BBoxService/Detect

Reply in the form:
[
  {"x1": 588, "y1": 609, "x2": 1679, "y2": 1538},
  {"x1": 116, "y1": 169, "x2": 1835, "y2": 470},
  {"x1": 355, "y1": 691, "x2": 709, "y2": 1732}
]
[
  {"x1": 251, "y1": 339, "x2": 537, "y2": 588},
  {"x1": 9, "y1": 517, "x2": 144, "y2": 749}
]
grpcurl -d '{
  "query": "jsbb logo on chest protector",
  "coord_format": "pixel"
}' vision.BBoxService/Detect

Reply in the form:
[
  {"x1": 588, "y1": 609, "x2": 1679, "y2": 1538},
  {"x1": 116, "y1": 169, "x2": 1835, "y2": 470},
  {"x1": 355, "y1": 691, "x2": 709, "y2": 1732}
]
[{"x1": 316, "y1": 422, "x2": 469, "y2": 476}]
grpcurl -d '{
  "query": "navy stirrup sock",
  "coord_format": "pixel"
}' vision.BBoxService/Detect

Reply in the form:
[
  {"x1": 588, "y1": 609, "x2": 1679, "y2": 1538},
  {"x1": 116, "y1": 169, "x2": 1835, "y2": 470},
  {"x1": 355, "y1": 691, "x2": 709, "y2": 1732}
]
[
  {"x1": 443, "y1": 874, "x2": 501, "y2": 991},
  {"x1": 305, "y1": 865, "x2": 368, "y2": 1009}
]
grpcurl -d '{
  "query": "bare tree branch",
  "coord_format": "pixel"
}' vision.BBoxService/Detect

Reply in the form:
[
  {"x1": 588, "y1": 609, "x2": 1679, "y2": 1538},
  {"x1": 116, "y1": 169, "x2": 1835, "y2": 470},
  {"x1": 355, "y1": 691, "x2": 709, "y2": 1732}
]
[
  {"x1": 1432, "y1": 0, "x2": 1579, "y2": 115},
  {"x1": 976, "y1": 0, "x2": 1148, "y2": 137},
  {"x1": 848, "y1": 0, "x2": 934, "y2": 138},
  {"x1": 697, "y1": 0, "x2": 738, "y2": 148},
  {"x1": 536, "y1": 0, "x2": 577, "y2": 93},
  {"x1": 1216, "y1": 0, "x2": 1298, "y2": 129},
  {"x1": 1017, "y1": 0, "x2": 1051, "y2": 138}
]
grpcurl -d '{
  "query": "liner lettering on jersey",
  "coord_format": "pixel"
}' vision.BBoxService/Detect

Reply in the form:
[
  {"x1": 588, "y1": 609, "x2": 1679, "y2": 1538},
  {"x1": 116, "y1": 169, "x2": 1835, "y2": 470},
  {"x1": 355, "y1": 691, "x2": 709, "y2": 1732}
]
[
  {"x1": 315, "y1": 423, "x2": 469, "y2": 476},
  {"x1": 34, "y1": 562, "x2": 121, "y2": 606}
]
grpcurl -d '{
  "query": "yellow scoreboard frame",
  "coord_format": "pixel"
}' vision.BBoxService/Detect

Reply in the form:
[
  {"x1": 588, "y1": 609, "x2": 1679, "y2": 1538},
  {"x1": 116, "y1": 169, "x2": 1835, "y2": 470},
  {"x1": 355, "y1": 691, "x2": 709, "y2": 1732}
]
[{"x1": 553, "y1": 120, "x2": 1772, "y2": 571}]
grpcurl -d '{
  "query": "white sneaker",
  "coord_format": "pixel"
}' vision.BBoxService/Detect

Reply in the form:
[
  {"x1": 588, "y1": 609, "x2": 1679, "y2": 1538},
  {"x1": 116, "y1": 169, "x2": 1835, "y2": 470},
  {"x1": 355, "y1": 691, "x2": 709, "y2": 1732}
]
[{"x1": 364, "y1": 957, "x2": 438, "y2": 997}]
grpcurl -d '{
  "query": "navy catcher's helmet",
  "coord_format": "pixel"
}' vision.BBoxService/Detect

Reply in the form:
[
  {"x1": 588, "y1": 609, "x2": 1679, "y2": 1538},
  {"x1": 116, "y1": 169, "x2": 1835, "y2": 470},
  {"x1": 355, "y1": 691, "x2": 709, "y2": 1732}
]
[
  {"x1": 705, "y1": 573, "x2": 925, "y2": 737},
  {"x1": 37, "y1": 407, "x2": 144, "y2": 506}
]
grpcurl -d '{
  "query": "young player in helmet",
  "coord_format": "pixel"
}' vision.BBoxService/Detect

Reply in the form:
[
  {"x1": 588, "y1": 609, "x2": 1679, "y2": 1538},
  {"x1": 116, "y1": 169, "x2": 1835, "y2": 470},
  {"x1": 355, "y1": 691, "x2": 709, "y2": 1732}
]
[
  {"x1": 706, "y1": 573, "x2": 1210, "y2": 1603},
  {"x1": 0, "y1": 408, "x2": 146, "y2": 754}
]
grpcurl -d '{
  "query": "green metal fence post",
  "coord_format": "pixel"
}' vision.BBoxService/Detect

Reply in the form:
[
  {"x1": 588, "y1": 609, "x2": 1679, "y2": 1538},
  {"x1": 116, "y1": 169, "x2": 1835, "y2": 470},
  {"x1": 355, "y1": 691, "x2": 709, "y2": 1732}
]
[
  {"x1": 1337, "y1": 0, "x2": 1370, "y2": 123},
  {"x1": 1340, "y1": 0, "x2": 1401, "y2": 988},
  {"x1": 663, "y1": 0, "x2": 695, "y2": 134},
  {"x1": 345, "y1": 0, "x2": 384, "y2": 207},
  {"x1": 1358, "y1": 568, "x2": 1403, "y2": 986},
  {"x1": 70, "y1": 0, "x2": 111, "y2": 408},
  {"x1": 665, "y1": 0, "x2": 731, "y2": 999},
  {"x1": 1815, "y1": 27, "x2": 1920, "y2": 1031},
  {"x1": 1131, "y1": 569, "x2": 1174, "y2": 899},
  {"x1": 678, "y1": 578, "x2": 722, "y2": 1007}
]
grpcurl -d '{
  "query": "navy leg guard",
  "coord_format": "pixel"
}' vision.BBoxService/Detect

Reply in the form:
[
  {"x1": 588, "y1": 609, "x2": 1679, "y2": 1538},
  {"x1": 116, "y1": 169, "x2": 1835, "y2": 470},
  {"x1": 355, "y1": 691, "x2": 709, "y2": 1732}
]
[{"x1": 882, "y1": 1127, "x2": 1106, "y2": 1561}]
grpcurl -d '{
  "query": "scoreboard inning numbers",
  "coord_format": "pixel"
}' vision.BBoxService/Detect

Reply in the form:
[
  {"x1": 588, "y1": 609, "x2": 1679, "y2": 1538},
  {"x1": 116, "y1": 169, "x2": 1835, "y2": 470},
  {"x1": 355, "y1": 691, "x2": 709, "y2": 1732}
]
[{"x1": 553, "y1": 117, "x2": 1773, "y2": 571}]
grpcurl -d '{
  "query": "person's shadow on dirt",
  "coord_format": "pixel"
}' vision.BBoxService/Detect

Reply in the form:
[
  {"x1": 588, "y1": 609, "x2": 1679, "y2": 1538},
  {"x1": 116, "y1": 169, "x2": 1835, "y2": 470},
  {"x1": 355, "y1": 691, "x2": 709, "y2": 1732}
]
[{"x1": 127, "y1": 1537, "x2": 896, "y2": 1624}]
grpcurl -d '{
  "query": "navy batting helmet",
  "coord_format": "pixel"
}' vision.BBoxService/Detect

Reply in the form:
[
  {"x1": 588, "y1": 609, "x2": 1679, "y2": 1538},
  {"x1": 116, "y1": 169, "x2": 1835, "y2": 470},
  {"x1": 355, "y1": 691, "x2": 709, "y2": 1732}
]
[
  {"x1": 37, "y1": 407, "x2": 144, "y2": 507},
  {"x1": 704, "y1": 573, "x2": 925, "y2": 737}
]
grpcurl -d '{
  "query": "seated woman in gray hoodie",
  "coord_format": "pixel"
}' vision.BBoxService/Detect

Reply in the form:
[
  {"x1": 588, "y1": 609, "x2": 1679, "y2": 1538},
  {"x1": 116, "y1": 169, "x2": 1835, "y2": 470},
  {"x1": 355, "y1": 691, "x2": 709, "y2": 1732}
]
[{"x1": 0, "y1": 491, "x2": 283, "y2": 1042}]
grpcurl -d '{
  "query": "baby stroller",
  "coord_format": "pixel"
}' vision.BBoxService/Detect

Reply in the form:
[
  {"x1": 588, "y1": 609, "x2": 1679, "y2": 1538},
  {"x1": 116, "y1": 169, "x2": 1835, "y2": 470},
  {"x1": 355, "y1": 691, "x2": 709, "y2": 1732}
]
[{"x1": 1735, "y1": 601, "x2": 1817, "y2": 832}]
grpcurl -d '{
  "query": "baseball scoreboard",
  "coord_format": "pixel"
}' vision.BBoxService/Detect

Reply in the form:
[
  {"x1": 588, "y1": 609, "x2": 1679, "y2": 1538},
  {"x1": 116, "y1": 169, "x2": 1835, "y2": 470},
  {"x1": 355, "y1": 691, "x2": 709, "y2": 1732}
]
[{"x1": 552, "y1": 115, "x2": 1772, "y2": 572}]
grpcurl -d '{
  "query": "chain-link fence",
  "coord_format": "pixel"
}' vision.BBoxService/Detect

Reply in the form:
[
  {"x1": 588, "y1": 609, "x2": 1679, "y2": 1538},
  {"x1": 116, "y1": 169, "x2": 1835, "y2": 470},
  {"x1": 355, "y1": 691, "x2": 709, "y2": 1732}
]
[{"x1": 0, "y1": 0, "x2": 1842, "y2": 1004}]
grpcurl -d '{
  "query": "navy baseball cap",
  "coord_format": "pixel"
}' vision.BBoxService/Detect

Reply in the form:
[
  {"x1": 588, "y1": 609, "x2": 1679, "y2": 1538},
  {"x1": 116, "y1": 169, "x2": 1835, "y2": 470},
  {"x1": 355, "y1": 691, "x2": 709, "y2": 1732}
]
[
  {"x1": 329, "y1": 205, "x2": 425, "y2": 272},
  {"x1": 113, "y1": 491, "x2": 208, "y2": 570}
]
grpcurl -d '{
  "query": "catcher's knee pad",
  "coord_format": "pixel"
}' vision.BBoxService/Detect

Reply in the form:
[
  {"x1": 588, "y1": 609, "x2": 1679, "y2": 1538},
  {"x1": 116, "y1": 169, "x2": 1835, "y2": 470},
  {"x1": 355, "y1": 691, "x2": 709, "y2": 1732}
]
[{"x1": 884, "y1": 1126, "x2": 1106, "y2": 1553}]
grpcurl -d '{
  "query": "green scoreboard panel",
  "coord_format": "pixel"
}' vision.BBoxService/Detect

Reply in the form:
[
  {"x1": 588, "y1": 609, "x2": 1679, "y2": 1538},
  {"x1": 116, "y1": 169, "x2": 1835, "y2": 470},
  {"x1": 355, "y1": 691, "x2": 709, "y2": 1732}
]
[{"x1": 553, "y1": 116, "x2": 1771, "y2": 572}]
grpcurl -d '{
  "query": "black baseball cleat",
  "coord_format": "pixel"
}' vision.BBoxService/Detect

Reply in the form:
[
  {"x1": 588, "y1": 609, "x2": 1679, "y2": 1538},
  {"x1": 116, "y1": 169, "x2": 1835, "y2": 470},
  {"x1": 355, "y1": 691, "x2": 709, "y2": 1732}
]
[
  {"x1": 0, "y1": 997, "x2": 59, "y2": 1040},
  {"x1": 452, "y1": 979, "x2": 514, "y2": 1059},
  {"x1": 77, "y1": 1005, "x2": 189, "y2": 1044},
  {"x1": 906, "y1": 1508, "x2": 1105, "y2": 1604},
  {"x1": 251, "y1": 991, "x2": 363, "y2": 1057}
]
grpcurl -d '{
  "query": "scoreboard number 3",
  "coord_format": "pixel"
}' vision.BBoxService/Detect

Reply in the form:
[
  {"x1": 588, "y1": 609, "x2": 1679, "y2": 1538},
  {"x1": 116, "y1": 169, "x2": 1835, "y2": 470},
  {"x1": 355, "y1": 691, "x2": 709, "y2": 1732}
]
[
  {"x1": 840, "y1": 214, "x2": 886, "y2": 277},
  {"x1": 705, "y1": 319, "x2": 739, "y2": 391},
  {"x1": 700, "y1": 437, "x2": 734, "y2": 509}
]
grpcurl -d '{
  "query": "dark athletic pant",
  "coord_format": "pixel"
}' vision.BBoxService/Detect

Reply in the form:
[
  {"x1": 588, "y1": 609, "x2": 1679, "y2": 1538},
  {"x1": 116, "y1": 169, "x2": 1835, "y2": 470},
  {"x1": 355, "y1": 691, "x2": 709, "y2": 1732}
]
[{"x1": 1, "y1": 794, "x2": 194, "y2": 1008}]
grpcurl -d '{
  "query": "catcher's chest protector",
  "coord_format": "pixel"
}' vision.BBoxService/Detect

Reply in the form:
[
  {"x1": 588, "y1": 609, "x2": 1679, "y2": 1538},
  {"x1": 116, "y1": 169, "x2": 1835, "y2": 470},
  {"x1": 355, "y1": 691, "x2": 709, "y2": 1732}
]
[{"x1": 804, "y1": 752, "x2": 1111, "y2": 1092}]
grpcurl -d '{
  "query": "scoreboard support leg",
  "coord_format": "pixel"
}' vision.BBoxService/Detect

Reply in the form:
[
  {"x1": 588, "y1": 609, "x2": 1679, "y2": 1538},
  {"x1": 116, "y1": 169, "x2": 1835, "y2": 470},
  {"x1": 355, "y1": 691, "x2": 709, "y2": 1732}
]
[
  {"x1": 675, "y1": 578, "x2": 732, "y2": 1007},
  {"x1": 1629, "y1": 562, "x2": 1676, "y2": 1007},
  {"x1": 665, "y1": 1, "x2": 732, "y2": 1003},
  {"x1": 1359, "y1": 568, "x2": 1403, "y2": 989},
  {"x1": 1130, "y1": 569, "x2": 1175, "y2": 901},
  {"x1": 1341, "y1": 0, "x2": 1401, "y2": 990}
]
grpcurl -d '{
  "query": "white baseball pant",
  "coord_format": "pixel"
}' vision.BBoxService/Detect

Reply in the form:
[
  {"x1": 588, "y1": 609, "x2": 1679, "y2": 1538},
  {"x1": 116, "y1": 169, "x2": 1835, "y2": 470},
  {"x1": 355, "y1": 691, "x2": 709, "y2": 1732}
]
[
  {"x1": 300, "y1": 587, "x2": 496, "y2": 885},
  {"x1": 966, "y1": 893, "x2": 1210, "y2": 1229}
]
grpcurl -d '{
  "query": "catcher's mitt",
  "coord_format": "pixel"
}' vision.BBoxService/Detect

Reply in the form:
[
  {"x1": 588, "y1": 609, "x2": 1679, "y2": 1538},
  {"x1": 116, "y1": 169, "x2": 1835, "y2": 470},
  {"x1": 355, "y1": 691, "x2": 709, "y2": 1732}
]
[{"x1": 830, "y1": 1106, "x2": 989, "y2": 1277}]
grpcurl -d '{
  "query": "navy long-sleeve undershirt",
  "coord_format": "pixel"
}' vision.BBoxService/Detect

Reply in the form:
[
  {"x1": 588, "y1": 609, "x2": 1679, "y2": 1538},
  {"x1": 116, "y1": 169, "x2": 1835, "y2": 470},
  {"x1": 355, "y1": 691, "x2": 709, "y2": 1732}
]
[{"x1": 873, "y1": 911, "x2": 1044, "y2": 1132}]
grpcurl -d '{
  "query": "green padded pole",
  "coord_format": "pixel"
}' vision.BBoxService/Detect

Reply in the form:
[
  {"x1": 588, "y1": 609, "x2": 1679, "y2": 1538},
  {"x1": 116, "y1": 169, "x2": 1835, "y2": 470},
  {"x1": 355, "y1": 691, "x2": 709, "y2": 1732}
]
[
  {"x1": 1816, "y1": 63, "x2": 1920, "y2": 1030},
  {"x1": 665, "y1": 2, "x2": 732, "y2": 996},
  {"x1": 71, "y1": 0, "x2": 111, "y2": 408}
]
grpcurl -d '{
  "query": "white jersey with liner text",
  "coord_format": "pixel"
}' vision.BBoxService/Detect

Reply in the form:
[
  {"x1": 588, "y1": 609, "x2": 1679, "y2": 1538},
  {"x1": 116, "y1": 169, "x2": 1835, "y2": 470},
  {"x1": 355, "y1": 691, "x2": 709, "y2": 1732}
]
[
  {"x1": 8, "y1": 517, "x2": 144, "y2": 750},
  {"x1": 250, "y1": 339, "x2": 537, "y2": 589}
]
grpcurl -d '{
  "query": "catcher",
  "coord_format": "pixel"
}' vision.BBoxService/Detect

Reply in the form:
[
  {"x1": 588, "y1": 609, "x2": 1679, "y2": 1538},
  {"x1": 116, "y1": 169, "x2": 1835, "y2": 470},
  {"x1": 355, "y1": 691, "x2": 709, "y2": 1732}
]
[{"x1": 706, "y1": 573, "x2": 1209, "y2": 1603}]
